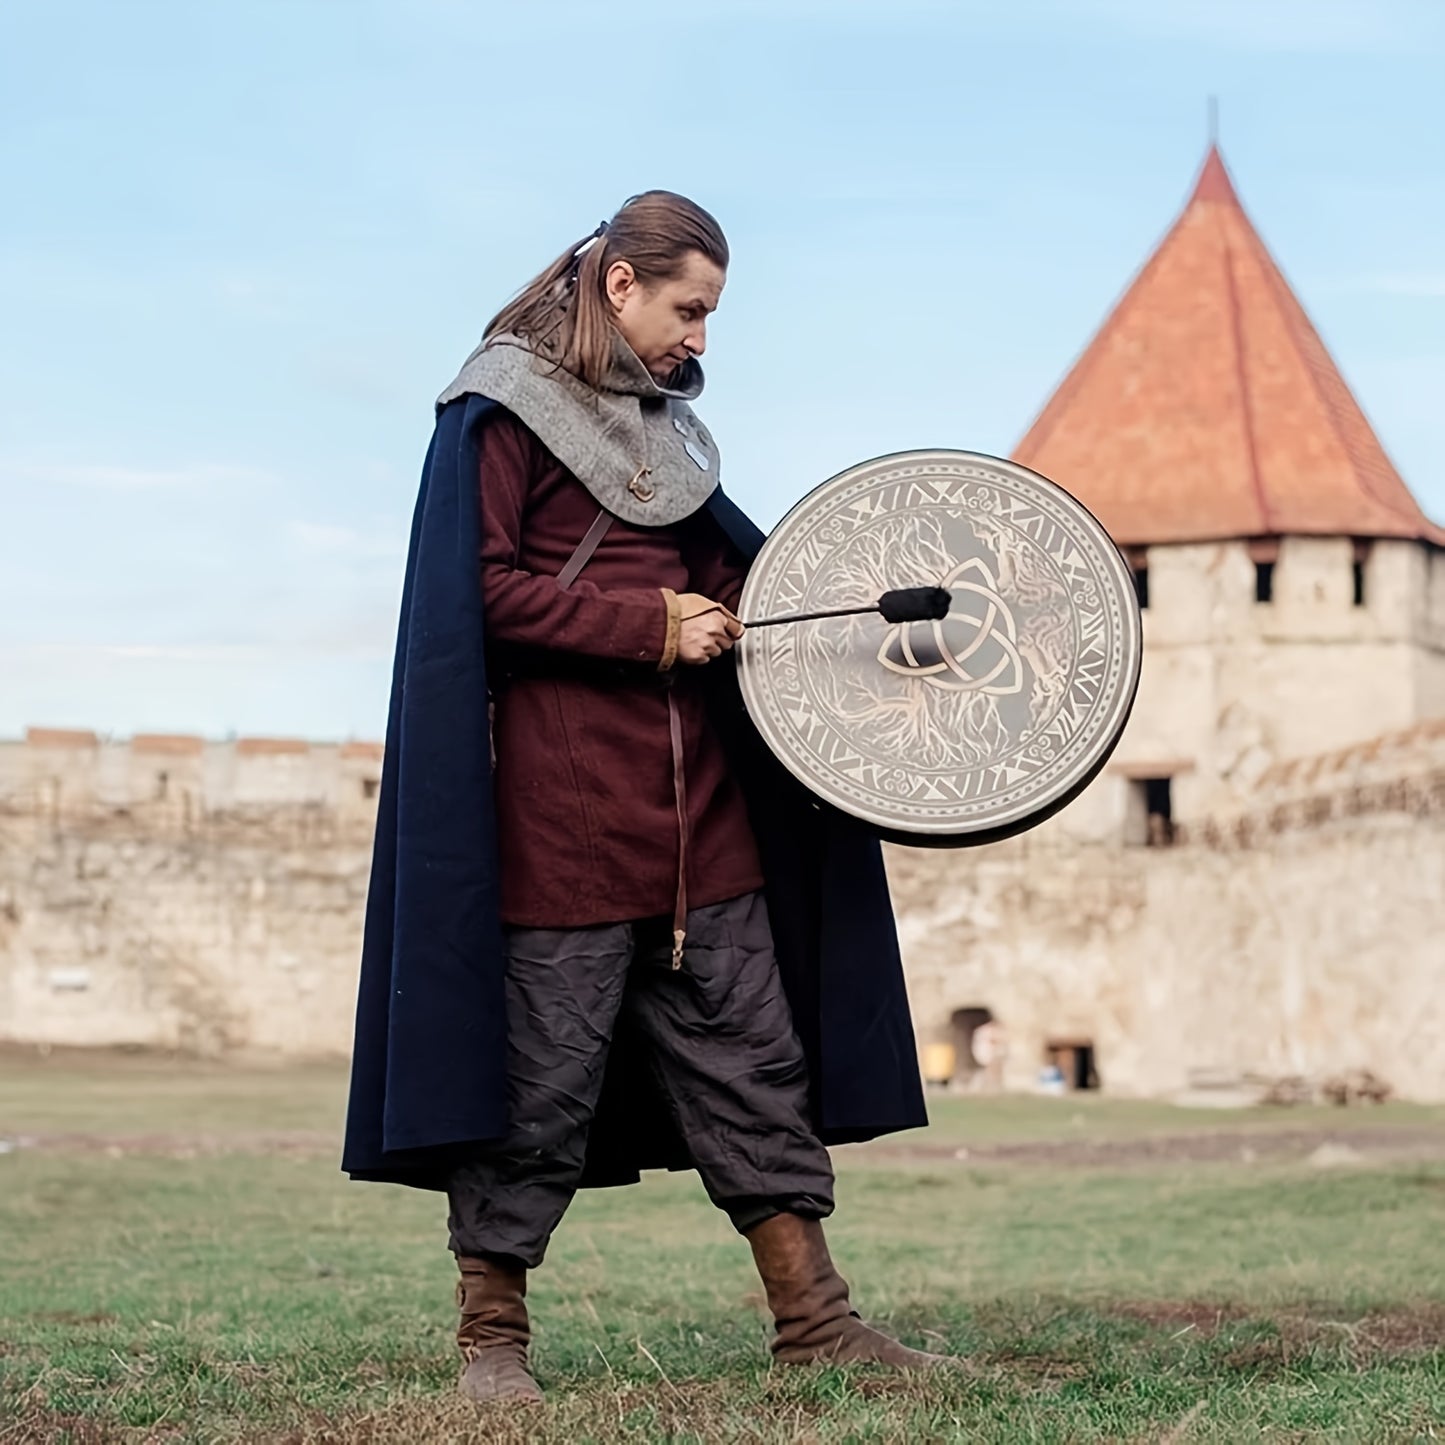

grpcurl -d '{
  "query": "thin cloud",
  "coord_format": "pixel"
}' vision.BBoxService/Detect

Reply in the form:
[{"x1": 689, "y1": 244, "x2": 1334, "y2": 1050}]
[
  {"x1": 602, "y1": 0, "x2": 1445, "y2": 49},
  {"x1": 285, "y1": 519, "x2": 404, "y2": 560},
  {"x1": 216, "y1": 271, "x2": 290, "y2": 319},
  {"x1": 1357, "y1": 273, "x2": 1445, "y2": 298},
  {"x1": 8, "y1": 642, "x2": 275, "y2": 664},
  {"x1": 4, "y1": 638, "x2": 390, "y2": 664},
  {"x1": 1068, "y1": 0, "x2": 1442, "y2": 53},
  {"x1": 306, "y1": 348, "x2": 415, "y2": 409},
  {"x1": 8, "y1": 461, "x2": 275, "y2": 492}
]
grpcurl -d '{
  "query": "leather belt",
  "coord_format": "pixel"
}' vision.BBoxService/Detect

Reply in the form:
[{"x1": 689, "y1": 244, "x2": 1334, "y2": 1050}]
[{"x1": 551, "y1": 506, "x2": 689, "y2": 969}]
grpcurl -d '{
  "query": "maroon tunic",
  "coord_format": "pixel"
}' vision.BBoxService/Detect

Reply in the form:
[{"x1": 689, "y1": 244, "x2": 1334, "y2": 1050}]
[{"x1": 479, "y1": 412, "x2": 765, "y2": 928}]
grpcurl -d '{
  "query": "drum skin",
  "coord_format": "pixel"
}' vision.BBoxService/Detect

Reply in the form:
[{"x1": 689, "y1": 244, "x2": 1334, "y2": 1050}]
[{"x1": 736, "y1": 450, "x2": 1143, "y2": 848}]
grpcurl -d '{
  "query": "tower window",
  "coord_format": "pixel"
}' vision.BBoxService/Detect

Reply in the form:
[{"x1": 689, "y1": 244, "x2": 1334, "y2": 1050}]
[
  {"x1": 1247, "y1": 539, "x2": 1279, "y2": 605},
  {"x1": 1254, "y1": 560, "x2": 1275, "y2": 604},
  {"x1": 1145, "y1": 777, "x2": 1174, "y2": 846},
  {"x1": 1132, "y1": 776, "x2": 1174, "y2": 847},
  {"x1": 1126, "y1": 776, "x2": 1176, "y2": 846},
  {"x1": 1352, "y1": 540, "x2": 1371, "y2": 607},
  {"x1": 1133, "y1": 566, "x2": 1150, "y2": 610},
  {"x1": 1125, "y1": 548, "x2": 1148, "y2": 610}
]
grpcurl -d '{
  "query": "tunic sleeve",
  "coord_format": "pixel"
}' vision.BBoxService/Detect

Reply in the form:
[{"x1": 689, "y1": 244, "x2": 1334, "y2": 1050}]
[{"x1": 479, "y1": 416, "x2": 670, "y2": 663}]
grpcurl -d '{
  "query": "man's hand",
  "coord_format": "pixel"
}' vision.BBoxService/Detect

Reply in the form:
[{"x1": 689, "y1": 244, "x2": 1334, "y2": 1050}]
[{"x1": 676, "y1": 593, "x2": 744, "y2": 665}]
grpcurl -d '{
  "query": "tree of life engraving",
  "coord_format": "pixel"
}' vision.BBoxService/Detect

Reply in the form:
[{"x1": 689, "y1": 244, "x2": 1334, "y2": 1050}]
[{"x1": 792, "y1": 507, "x2": 1076, "y2": 776}]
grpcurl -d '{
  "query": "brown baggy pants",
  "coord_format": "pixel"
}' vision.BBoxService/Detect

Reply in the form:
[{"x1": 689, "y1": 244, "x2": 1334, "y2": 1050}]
[{"x1": 446, "y1": 890, "x2": 835, "y2": 1267}]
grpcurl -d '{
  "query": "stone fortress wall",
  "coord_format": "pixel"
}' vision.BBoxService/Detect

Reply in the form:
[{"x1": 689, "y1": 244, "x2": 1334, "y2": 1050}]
[
  {"x1": 10, "y1": 142, "x2": 1439, "y2": 1100},
  {"x1": 0, "y1": 732, "x2": 380, "y2": 1058},
  {"x1": 1, "y1": 533, "x2": 1441, "y2": 1099},
  {"x1": 890, "y1": 721, "x2": 1445, "y2": 1104}
]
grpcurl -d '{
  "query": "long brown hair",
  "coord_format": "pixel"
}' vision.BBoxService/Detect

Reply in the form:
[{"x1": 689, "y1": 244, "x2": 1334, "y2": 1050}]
[{"x1": 484, "y1": 191, "x2": 729, "y2": 390}]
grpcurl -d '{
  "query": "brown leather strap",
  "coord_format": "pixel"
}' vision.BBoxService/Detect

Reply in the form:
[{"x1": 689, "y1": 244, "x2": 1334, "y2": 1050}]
[
  {"x1": 553, "y1": 503, "x2": 689, "y2": 966},
  {"x1": 556, "y1": 508, "x2": 614, "y2": 591},
  {"x1": 667, "y1": 690, "x2": 688, "y2": 969}
]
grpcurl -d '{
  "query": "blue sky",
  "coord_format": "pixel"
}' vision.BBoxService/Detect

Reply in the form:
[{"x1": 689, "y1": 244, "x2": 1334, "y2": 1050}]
[{"x1": 2, "y1": 0, "x2": 1442, "y2": 741}]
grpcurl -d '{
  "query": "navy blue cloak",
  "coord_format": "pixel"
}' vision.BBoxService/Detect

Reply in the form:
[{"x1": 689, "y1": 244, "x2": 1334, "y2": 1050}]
[{"x1": 342, "y1": 395, "x2": 926, "y2": 1190}]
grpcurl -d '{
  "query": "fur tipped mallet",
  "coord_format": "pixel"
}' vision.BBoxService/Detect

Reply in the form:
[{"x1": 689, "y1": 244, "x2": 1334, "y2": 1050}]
[{"x1": 742, "y1": 586, "x2": 953, "y2": 629}]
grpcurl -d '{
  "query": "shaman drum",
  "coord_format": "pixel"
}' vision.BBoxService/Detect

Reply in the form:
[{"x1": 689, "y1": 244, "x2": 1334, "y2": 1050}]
[{"x1": 735, "y1": 450, "x2": 1143, "y2": 846}]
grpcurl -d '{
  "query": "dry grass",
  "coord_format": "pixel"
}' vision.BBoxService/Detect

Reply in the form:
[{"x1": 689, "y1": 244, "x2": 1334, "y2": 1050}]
[{"x1": 1, "y1": 1050, "x2": 1443, "y2": 1442}]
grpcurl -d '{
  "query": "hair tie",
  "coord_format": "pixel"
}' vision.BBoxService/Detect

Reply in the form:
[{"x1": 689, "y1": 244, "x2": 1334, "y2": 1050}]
[{"x1": 573, "y1": 221, "x2": 609, "y2": 265}]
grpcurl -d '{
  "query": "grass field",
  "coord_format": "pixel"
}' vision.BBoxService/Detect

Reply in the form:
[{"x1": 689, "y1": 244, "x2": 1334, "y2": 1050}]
[{"x1": 1, "y1": 1048, "x2": 1442, "y2": 1442}]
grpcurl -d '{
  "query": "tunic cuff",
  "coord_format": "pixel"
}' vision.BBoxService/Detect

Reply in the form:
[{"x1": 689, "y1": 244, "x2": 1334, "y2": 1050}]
[{"x1": 658, "y1": 588, "x2": 683, "y2": 672}]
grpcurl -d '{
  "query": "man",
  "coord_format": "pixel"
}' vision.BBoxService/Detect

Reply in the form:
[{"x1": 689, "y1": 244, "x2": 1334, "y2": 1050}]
[{"x1": 343, "y1": 191, "x2": 941, "y2": 1405}]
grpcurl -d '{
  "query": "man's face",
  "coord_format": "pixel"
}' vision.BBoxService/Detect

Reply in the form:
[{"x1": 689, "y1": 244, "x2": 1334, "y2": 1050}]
[{"x1": 606, "y1": 250, "x2": 726, "y2": 381}]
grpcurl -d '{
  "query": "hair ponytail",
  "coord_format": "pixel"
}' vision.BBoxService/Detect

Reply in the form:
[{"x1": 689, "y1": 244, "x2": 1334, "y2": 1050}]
[{"x1": 483, "y1": 192, "x2": 728, "y2": 390}]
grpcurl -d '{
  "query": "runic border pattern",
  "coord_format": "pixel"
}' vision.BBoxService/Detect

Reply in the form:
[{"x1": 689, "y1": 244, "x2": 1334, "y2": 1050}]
[{"x1": 738, "y1": 452, "x2": 1142, "y2": 837}]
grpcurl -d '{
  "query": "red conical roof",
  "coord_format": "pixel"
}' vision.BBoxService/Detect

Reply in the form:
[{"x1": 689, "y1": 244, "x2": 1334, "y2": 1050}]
[{"x1": 1014, "y1": 146, "x2": 1445, "y2": 547}]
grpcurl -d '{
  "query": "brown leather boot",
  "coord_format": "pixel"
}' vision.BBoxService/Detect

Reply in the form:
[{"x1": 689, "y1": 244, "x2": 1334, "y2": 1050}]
[
  {"x1": 746, "y1": 1213, "x2": 949, "y2": 1368},
  {"x1": 455, "y1": 1253, "x2": 543, "y2": 1404}
]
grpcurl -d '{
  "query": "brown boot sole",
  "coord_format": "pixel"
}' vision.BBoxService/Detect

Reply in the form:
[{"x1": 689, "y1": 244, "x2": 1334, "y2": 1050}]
[
  {"x1": 458, "y1": 1349, "x2": 544, "y2": 1405},
  {"x1": 775, "y1": 1322, "x2": 953, "y2": 1370}
]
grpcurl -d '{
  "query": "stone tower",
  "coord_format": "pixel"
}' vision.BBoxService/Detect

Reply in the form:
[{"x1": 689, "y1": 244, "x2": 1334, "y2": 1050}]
[
  {"x1": 1012, "y1": 145, "x2": 1445, "y2": 842},
  {"x1": 890, "y1": 147, "x2": 1445, "y2": 1101}
]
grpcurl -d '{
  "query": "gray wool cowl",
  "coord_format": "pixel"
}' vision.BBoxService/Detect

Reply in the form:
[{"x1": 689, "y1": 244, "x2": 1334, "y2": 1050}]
[{"x1": 437, "y1": 330, "x2": 721, "y2": 528}]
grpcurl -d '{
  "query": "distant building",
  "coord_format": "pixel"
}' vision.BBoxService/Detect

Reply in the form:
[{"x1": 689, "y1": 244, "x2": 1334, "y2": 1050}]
[{"x1": 894, "y1": 147, "x2": 1445, "y2": 1102}]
